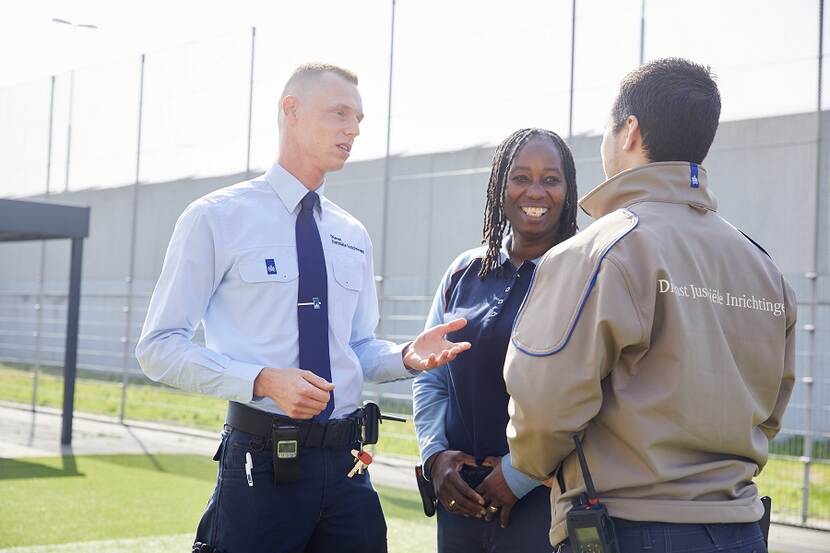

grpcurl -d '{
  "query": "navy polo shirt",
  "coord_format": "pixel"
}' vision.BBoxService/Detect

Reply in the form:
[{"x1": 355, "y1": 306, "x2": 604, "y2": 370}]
[
  {"x1": 414, "y1": 240, "x2": 543, "y2": 497},
  {"x1": 443, "y1": 256, "x2": 536, "y2": 459}
]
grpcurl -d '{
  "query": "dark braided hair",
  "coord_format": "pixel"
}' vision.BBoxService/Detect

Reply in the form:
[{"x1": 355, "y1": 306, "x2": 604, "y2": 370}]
[{"x1": 479, "y1": 128, "x2": 578, "y2": 278}]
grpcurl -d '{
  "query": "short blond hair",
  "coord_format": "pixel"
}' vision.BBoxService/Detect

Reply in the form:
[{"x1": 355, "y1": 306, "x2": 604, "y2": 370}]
[
  {"x1": 286, "y1": 63, "x2": 358, "y2": 88},
  {"x1": 278, "y1": 63, "x2": 359, "y2": 126}
]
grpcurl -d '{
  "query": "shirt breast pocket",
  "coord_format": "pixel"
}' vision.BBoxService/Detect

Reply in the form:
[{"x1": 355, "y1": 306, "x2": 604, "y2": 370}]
[
  {"x1": 237, "y1": 246, "x2": 299, "y2": 284},
  {"x1": 332, "y1": 255, "x2": 364, "y2": 292},
  {"x1": 331, "y1": 254, "x2": 364, "y2": 322}
]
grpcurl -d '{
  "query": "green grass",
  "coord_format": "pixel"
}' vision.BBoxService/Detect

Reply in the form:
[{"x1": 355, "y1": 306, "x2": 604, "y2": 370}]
[
  {"x1": 2, "y1": 362, "x2": 829, "y2": 527},
  {"x1": 0, "y1": 364, "x2": 228, "y2": 430},
  {"x1": 0, "y1": 364, "x2": 416, "y2": 457},
  {"x1": 756, "y1": 455, "x2": 830, "y2": 523},
  {"x1": 0, "y1": 454, "x2": 434, "y2": 551}
]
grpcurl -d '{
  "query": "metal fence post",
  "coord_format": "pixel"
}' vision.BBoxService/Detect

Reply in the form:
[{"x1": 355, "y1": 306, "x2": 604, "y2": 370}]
[
  {"x1": 801, "y1": 0, "x2": 824, "y2": 525},
  {"x1": 378, "y1": 0, "x2": 397, "y2": 338},
  {"x1": 31, "y1": 75, "x2": 56, "y2": 412},
  {"x1": 639, "y1": 0, "x2": 646, "y2": 66},
  {"x1": 567, "y1": 0, "x2": 576, "y2": 140},
  {"x1": 119, "y1": 54, "x2": 145, "y2": 423},
  {"x1": 64, "y1": 70, "x2": 74, "y2": 193},
  {"x1": 246, "y1": 26, "x2": 256, "y2": 179}
]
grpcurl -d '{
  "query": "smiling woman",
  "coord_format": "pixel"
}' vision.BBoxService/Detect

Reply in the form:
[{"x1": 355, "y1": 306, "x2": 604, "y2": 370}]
[
  {"x1": 413, "y1": 128, "x2": 578, "y2": 553},
  {"x1": 481, "y1": 128, "x2": 579, "y2": 277}
]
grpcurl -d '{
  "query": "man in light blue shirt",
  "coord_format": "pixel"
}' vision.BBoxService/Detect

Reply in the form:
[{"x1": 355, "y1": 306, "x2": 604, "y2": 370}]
[{"x1": 137, "y1": 63, "x2": 470, "y2": 553}]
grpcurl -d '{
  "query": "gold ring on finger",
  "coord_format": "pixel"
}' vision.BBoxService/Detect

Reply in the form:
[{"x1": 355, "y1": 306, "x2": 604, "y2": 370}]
[
  {"x1": 448, "y1": 499, "x2": 457, "y2": 510},
  {"x1": 488, "y1": 505, "x2": 499, "y2": 513}
]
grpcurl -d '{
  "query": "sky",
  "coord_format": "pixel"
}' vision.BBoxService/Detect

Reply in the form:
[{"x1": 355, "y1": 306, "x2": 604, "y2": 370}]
[
  {"x1": 0, "y1": 0, "x2": 286, "y2": 88},
  {"x1": 0, "y1": 0, "x2": 825, "y2": 197}
]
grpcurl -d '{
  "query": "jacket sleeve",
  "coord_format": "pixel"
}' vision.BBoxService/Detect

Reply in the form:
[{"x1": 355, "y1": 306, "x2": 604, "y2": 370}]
[
  {"x1": 759, "y1": 277, "x2": 797, "y2": 441},
  {"x1": 504, "y1": 254, "x2": 645, "y2": 480}
]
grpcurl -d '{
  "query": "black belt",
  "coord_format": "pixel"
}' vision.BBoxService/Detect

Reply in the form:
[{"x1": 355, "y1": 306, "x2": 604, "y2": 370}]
[{"x1": 225, "y1": 401, "x2": 361, "y2": 449}]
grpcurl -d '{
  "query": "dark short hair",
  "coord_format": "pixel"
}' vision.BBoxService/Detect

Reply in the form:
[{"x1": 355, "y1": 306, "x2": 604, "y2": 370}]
[{"x1": 611, "y1": 58, "x2": 721, "y2": 164}]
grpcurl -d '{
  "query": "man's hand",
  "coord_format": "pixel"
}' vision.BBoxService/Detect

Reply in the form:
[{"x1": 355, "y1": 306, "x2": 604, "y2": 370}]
[
  {"x1": 403, "y1": 318, "x2": 472, "y2": 371},
  {"x1": 253, "y1": 367, "x2": 334, "y2": 419},
  {"x1": 476, "y1": 456, "x2": 518, "y2": 528},
  {"x1": 428, "y1": 450, "x2": 487, "y2": 518}
]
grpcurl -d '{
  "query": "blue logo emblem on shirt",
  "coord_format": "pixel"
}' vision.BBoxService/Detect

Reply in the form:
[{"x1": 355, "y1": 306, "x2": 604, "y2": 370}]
[{"x1": 265, "y1": 259, "x2": 277, "y2": 275}]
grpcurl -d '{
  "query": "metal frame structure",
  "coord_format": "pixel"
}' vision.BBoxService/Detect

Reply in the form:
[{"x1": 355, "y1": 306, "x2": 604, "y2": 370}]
[
  {"x1": 0, "y1": 0, "x2": 826, "y2": 528},
  {"x1": 0, "y1": 198, "x2": 89, "y2": 445}
]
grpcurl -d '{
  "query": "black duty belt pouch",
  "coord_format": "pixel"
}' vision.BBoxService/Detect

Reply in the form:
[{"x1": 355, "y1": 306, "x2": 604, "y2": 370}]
[
  {"x1": 360, "y1": 402, "x2": 381, "y2": 445},
  {"x1": 760, "y1": 496, "x2": 772, "y2": 545},
  {"x1": 460, "y1": 465, "x2": 492, "y2": 489},
  {"x1": 272, "y1": 424, "x2": 300, "y2": 485},
  {"x1": 415, "y1": 464, "x2": 437, "y2": 517}
]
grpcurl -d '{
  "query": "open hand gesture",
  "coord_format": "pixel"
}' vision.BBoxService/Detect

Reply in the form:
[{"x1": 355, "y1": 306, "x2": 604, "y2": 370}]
[{"x1": 403, "y1": 318, "x2": 471, "y2": 371}]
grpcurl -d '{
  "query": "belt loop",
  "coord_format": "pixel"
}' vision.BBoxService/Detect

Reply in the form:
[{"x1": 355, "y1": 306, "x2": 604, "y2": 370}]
[
  {"x1": 318, "y1": 420, "x2": 329, "y2": 447},
  {"x1": 703, "y1": 524, "x2": 717, "y2": 545},
  {"x1": 304, "y1": 422, "x2": 322, "y2": 447},
  {"x1": 643, "y1": 526, "x2": 654, "y2": 549},
  {"x1": 641, "y1": 527, "x2": 653, "y2": 550}
]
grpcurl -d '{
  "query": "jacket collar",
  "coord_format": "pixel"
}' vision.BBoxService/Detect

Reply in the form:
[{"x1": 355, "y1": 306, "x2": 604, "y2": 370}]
[
  {"x1": 264, "y1": 163, "x2": 326, "y2": 215},
  {"x1": 579, "y1": 161, "x2": 718, "y2": 219}
]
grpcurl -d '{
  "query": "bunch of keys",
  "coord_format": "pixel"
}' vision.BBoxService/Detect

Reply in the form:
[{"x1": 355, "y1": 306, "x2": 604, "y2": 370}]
[{"x1": 347, "y1": 448, "x2": 373, "y2": 478}]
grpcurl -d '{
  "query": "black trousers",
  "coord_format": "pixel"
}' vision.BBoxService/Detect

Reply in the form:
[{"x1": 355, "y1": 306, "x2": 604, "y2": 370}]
[
  {"x1": 436, "y1": 485, "x2": 552, "y2": 553},
  {"x1": 195, "y1": 425, "x2": 387, "y2": 553},
  {"x1": 556, "y1": 519, "x2": 766, "y2": 553}
]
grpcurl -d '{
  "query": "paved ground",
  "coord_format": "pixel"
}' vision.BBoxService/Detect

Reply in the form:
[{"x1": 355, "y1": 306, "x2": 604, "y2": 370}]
[
  {"x1": 1, "y1": 402, "x2": 827, "y2": 552},
  {"x1": 0, "y1": 401, "x2": 417, "y2": 490}
]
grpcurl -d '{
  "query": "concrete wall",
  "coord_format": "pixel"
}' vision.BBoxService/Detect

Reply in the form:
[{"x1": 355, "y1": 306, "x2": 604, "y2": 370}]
[{"x1": 0, "y1": 110, "x2": 827, "y2": 436}]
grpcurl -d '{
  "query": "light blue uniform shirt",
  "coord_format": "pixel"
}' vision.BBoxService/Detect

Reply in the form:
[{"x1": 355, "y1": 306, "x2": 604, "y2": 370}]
[
  {"x1": 136, "y1": 163, "x2": 410, "y2": 418},
  {"x1": 413, "y1": 239, "x2": 542, "y2": 499}
]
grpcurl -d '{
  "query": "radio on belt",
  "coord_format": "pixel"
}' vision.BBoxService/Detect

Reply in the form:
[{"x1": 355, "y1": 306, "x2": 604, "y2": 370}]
[
  {"x1": 566, "y1": 435, "x2": 620, "y2": 553},
  {"x1": 272, "y1": 425, "x2": 300, "y2": 484}
]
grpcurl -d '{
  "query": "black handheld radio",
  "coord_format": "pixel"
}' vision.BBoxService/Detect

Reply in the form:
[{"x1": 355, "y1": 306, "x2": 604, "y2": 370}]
[{"x1": 566, "y1": 435, "x2": 620, "y2": 553}]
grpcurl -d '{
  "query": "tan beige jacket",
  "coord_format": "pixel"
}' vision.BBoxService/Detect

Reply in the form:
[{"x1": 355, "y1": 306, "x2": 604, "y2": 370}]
[{"x1": 504, "y1": 162, "x2": 796, "y2": 545}]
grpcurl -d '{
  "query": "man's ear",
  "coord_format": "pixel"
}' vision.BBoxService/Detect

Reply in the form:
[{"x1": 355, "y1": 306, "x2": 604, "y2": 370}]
[
  {"x1": 281, "y1": 95, "x2": 299, "y2": 124},
  {"x1": 622, "y1": 115, "x2": 641, "y2": 152}
]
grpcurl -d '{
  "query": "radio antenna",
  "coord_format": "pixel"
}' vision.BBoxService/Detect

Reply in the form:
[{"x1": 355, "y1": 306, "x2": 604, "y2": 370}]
[{"x1": 573, "y1": 434, "x2": 598, "y2": 502}]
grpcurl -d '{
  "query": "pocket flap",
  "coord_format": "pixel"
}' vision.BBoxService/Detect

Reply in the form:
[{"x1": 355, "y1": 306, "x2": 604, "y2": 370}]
[
  {"x1": 332, "y1": 255, "x2": 364, "y2": 291},
  {"x1": 238, "y1": 247, "x2": 299, "y2": 283}
]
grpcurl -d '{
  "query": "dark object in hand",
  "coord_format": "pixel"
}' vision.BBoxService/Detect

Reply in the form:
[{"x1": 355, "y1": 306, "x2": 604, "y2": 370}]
[{"x1": 459, "y1": 465, "x2": 492, "y2": 490}]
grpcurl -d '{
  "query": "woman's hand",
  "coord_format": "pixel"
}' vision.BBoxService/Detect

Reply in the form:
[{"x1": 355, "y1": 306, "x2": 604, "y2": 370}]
[
  {"x1": 476, "y1": 456, "x2": 519, "y2": 528},
  {"x1": 428, "y1": 450, "x2": 487, "y2": 517}
]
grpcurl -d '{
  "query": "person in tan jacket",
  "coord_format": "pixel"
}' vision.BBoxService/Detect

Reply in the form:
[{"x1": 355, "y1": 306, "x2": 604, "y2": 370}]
[{"x1": 504, "y1": 58, "x2": 796, "y2": 552}]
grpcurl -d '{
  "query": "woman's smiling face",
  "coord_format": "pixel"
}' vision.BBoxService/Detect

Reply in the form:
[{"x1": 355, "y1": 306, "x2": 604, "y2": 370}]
[{"x1": 503, "y1": 136, "x2": 567, "y2": 244}]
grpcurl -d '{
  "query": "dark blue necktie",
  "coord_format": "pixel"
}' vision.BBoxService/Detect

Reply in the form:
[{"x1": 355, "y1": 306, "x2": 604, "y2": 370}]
[{"x1": 296, "y1": 191, "x2": 333, "y2": 421}]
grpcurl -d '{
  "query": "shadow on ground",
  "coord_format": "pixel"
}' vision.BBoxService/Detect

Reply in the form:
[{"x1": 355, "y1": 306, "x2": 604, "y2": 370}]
[
  {"x1": 0, "y1": 456, "x2": 83, "y2": 480},
  {"x1": 90, "y1": 452, "x2": 217, "y2": 483}
]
